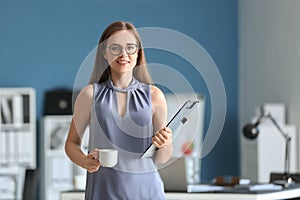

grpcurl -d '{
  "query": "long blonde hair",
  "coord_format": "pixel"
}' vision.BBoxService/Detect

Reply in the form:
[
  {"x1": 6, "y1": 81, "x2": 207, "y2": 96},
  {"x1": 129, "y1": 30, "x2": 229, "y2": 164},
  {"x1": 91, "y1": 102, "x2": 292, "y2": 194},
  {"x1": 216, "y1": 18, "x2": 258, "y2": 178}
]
[{"x1": 89, "y1": 21, "x2": 152, "y2": 84}]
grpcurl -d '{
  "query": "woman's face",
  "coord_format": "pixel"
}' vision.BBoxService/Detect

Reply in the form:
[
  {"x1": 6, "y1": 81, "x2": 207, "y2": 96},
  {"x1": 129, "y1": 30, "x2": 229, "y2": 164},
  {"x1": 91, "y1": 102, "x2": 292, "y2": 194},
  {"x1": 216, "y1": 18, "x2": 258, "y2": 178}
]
[{"x1": 103, "y1": 30, "x2": 139, "y2": 76}]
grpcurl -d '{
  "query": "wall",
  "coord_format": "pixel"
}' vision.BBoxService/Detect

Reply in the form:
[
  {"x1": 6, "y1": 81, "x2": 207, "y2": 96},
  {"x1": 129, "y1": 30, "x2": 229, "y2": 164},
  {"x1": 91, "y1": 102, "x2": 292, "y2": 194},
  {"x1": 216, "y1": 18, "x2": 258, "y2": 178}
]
[
  {"x1": 239, "y1": 0, "x2": 300, "y2": 179},
  {"x1": 0, "y1": 0, "x2": 238, "y2": 182}
]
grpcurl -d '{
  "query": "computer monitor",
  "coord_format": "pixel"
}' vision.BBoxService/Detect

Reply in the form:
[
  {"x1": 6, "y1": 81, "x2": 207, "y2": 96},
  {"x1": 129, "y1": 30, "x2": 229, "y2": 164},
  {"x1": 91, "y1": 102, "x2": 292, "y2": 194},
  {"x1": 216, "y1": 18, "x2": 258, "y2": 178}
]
[{"x1": 158, "y1": 157, "x2": 187, "y2": 192}]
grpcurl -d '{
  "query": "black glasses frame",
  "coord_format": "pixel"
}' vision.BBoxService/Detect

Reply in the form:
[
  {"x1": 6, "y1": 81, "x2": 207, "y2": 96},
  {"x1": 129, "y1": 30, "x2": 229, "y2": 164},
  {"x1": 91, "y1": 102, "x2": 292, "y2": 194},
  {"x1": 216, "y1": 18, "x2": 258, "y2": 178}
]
[{"x1": 108, "y1": 43, "x2": 138, "y2": 56}]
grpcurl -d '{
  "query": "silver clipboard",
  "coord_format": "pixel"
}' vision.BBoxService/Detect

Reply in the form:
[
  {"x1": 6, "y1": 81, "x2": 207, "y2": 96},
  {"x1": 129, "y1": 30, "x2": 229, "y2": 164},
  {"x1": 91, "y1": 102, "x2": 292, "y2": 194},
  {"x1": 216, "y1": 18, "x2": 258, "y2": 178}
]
[{"x1": 141, "y1": 100, "x2": 199, "y2": 158}]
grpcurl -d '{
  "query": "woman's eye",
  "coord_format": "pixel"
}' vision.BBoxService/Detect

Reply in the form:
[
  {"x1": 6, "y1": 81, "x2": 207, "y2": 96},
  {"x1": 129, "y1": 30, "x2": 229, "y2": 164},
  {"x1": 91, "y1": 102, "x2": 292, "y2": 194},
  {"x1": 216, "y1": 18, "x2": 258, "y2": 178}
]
[
  {"x1": 111, "y1": 46, "x2": 120, "y2": 51},
  {"x1": 127, "y1": 46, "x2": 134, "y2": 50}
]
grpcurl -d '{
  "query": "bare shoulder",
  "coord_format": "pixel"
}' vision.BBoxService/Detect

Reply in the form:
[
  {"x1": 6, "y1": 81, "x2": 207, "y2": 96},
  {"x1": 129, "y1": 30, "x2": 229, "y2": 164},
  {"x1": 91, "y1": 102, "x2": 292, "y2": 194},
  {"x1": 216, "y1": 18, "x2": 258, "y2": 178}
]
[
  {"x1": 75, "y1": 84, "x2": 94, "y2": 106},
  {"x1": 79, "y1": 84, "x2": 94, "y2": 98},
  {"x1": 151, "y1": 85, "x2": 166, "y2": 107}
]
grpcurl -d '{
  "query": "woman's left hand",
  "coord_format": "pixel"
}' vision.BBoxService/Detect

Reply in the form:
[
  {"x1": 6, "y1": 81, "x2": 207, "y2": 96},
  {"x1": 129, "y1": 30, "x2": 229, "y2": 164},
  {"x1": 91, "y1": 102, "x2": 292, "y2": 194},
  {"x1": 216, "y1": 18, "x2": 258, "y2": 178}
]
[{"x1": 152, "y1": 127, "x2": 172, "y2": 148}]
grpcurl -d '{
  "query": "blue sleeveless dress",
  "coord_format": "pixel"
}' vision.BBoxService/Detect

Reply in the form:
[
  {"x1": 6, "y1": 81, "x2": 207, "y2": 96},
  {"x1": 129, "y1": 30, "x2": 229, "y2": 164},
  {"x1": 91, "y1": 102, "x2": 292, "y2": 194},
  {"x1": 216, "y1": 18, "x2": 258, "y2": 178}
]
[{"x1": 85, "y1": 78, "x2": 166, "y2": 200}]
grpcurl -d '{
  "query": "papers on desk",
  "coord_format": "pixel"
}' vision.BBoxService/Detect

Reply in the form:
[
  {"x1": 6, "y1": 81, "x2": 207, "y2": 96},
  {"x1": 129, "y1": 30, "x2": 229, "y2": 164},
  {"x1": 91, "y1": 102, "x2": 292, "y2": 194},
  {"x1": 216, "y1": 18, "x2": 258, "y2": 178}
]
[
  {"x1": 187, "y1": 183, "x2": 283, "y2": 193},
  {"x1": 239, "y1": 183, "x2": 283, "y2": 191},
  {"x1": 187, "y1": 184, "x2": 225, "y2": 193}
]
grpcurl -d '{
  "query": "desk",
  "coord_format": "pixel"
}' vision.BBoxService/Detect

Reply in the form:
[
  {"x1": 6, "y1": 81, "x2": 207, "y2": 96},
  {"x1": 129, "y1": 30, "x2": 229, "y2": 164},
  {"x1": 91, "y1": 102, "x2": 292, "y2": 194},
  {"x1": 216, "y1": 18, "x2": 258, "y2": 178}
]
[
  {"x1": 166, "y1": 188, "x2": 300, "y2": 200},
  {"x1": 61, "y1": 186, "x2": 300, "y2": 200}
]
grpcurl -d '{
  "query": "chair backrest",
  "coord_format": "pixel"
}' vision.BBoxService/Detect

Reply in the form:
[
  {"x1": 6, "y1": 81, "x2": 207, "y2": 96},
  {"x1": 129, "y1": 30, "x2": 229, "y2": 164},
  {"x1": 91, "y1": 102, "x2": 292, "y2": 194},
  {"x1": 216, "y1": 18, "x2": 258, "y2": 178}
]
[{"x1": 22, "y1": 169, "x2": 39, "y2": 200}]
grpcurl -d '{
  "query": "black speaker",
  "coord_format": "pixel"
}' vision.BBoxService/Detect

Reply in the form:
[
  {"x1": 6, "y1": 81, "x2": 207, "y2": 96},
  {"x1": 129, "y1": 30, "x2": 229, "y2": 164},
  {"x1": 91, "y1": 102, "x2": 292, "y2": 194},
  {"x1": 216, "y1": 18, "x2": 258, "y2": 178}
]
[{"x1": 43, "y1": 88, "x2": 73, "y2": 115}]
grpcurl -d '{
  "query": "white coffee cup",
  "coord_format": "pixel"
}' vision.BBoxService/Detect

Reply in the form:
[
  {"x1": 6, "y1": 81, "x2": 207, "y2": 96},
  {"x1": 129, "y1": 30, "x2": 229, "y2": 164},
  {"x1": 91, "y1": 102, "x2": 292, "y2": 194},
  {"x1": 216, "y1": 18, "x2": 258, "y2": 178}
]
[{"x1": 98, "y1": 149, "x2": 118, "y2": 167}]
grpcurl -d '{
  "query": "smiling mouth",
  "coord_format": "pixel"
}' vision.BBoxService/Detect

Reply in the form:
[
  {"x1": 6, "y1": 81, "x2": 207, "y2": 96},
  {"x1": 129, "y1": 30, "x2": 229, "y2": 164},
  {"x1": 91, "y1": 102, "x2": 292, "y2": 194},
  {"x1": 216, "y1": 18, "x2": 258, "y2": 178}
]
[{"x1": 117, "y1": 60, "x2": 130, "y2": 64}]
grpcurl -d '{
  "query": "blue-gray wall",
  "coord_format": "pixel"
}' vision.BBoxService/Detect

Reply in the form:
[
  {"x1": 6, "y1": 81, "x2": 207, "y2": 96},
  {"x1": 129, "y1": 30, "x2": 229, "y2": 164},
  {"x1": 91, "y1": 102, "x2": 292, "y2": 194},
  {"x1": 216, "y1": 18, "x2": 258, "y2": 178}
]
[{"x1": 0, "y1": 0, "x2": 238, "y2": 182}]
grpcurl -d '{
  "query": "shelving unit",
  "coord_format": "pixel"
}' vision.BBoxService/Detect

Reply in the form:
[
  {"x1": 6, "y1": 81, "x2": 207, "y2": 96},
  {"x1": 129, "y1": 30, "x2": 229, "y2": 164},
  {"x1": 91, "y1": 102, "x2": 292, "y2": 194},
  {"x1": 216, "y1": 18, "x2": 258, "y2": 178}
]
[
  {"x1": 0, "y1": 87, "x2": 36, "y2": 200},
  {"x1": 40, "y1": 115, "x2": 88, "y2": 200}
]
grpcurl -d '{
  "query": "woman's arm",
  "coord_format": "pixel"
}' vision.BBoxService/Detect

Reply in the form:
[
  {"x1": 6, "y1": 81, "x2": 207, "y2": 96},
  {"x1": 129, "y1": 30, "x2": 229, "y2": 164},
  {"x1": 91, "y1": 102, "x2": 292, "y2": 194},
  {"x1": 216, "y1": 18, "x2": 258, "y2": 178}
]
[
  {"x1": 65, "y1": 84, "x2": 100, "y2": 173},
  {"x1": 151, "y1": 86, "x2": 173, "y2": 163}
]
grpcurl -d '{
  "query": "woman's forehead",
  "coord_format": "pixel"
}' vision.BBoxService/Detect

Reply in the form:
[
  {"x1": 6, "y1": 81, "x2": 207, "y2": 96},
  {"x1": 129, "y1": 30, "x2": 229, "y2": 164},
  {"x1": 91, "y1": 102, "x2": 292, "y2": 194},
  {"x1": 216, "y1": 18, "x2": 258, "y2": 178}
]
[{"x1": 107, "y1": 30, "x2": 137, "y2": 45}]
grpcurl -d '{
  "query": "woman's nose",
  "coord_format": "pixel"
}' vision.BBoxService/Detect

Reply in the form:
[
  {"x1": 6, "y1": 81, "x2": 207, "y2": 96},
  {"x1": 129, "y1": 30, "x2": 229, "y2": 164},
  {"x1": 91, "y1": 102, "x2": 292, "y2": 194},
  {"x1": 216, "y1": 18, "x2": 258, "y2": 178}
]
[{"x1": 119, "y1": 48, "x2": 128, "y2": 57}]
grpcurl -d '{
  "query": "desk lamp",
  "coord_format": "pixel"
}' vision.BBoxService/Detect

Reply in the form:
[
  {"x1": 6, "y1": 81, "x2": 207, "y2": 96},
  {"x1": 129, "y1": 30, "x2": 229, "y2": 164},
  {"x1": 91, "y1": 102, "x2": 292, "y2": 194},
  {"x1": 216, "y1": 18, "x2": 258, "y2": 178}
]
[{"x1": 243, "y1": 107, "x2": 293, "y2": 187}]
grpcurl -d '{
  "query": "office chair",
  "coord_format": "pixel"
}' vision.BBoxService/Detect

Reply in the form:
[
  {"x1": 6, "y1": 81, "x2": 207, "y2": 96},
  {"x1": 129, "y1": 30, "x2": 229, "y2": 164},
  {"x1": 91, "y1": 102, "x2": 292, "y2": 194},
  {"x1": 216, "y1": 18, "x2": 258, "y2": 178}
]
[{"x1": 22, "y1": 169, "x2": 39, "y2": 200}]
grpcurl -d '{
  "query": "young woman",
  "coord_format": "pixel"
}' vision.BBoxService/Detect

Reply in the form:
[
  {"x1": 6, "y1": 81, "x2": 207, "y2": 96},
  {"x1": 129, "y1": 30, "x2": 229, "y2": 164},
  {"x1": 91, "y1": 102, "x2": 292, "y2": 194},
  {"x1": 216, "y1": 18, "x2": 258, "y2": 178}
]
[{"x1": 65, "y1": 21, "x2": 173, "y2": 199}]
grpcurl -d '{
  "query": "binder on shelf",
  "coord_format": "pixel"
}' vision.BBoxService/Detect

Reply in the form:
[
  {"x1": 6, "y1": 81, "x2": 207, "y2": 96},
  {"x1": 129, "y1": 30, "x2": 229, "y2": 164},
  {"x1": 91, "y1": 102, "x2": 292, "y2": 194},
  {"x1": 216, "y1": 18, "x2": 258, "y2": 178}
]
[
  {"x1": 16, "y1": 131, "x2": 25, "y2": 163},
  {"x1": 1, "y1": 96, "x2": 12, "y2": 124},
  {"x1": 22, "y1": 94, "x2": 30, "y2": 124},
  {"x1": 0, "y1": 131, "x2": 7, "y2": 163},
  {"x1": 7, "y1": 131, "x2": 17, "y2": 163},
  {"x1": 12, "y1": 95, "x2": 23, "y2": 127},
  {"x1": 23, "y1": 131, "x2": 32, "y2": 163}
]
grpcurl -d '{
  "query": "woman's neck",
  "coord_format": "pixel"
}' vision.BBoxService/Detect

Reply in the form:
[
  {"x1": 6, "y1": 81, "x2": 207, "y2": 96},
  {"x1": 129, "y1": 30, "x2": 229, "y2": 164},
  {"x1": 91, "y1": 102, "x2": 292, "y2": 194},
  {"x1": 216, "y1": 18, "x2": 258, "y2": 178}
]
[{"x1": 110, "y1": 73, "x2": 133, "y2": 89}]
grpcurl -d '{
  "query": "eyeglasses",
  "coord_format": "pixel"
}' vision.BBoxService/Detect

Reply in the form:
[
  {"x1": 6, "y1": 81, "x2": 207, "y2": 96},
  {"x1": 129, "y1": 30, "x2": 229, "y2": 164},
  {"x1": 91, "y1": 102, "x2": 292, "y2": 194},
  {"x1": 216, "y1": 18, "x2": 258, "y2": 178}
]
[{"x1": 108, "y1": 43, "x2": 138, "y2": 56}]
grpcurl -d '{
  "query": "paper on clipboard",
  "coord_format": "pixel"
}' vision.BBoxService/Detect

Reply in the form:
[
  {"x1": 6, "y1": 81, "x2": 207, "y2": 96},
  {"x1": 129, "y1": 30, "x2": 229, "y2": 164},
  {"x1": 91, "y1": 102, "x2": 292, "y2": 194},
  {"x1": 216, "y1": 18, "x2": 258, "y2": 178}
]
[{"x1": 141, "y1": 100, "x2": 199, "y2": 158}]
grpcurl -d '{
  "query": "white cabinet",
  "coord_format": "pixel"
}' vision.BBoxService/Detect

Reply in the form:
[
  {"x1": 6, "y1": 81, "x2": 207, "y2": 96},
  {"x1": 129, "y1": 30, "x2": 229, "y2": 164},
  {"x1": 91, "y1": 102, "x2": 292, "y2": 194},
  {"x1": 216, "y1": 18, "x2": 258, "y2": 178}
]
[
  {"x1": 40, "y1": 115, "x2": 88, "y2": 200},
  {"x1": 0, "y1": 88, "x2": 36, "y2": 200}
]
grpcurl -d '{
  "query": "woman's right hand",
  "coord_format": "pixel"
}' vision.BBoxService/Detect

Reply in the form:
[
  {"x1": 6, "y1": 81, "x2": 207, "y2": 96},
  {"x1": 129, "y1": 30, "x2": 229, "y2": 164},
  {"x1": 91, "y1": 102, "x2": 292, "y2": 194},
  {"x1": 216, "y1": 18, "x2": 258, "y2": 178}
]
[{"x1": 83, "y1": 148, "x2": 100, "y2": 173}]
